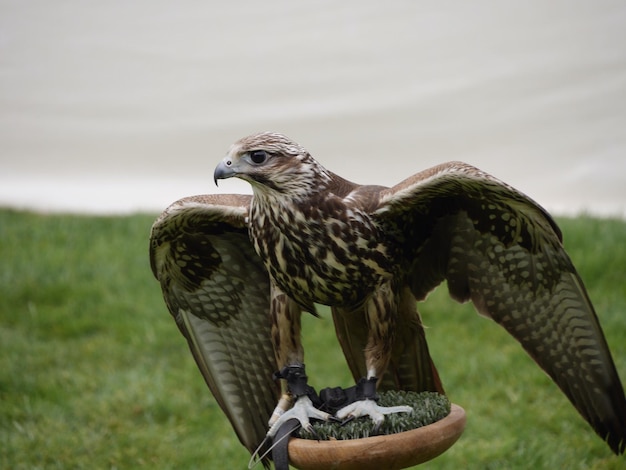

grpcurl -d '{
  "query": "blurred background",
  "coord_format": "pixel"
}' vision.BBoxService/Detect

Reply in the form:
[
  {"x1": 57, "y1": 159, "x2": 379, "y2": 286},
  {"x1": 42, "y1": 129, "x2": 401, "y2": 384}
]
[
  {"x1": 2, "y1": 3, "x2": 626, "y2": 467},
  {"x1": 1, "y1": 0, "x2": 625, "y2": 216}
]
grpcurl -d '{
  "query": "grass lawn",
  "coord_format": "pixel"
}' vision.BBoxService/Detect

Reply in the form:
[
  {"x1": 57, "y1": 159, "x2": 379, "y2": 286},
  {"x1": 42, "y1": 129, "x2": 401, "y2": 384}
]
[{"x1": 1, "y1": 209, "x2": 624, "y2": 469}]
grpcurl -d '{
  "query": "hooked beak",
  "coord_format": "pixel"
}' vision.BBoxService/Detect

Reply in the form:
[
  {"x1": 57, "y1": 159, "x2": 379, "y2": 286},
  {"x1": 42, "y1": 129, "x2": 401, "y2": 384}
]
[{"x1": 213, "y1": 159, "x2": 237, "y2": 186}]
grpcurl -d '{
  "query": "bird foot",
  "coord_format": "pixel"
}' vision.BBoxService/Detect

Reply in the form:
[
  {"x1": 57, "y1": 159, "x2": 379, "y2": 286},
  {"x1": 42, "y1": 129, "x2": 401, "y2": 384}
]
[
  {"x1": 268, "y1": 363, "x2": 334, "y2": 437},
  {"x1": 336, "y1": 399, "x2": 413, "y2": 431},
  {"x1": 333, "y1": 376, "x2": 412, "y2": 431},
  {"x1": 266, "y1": 395, "x2": 333, "y2": 438}
]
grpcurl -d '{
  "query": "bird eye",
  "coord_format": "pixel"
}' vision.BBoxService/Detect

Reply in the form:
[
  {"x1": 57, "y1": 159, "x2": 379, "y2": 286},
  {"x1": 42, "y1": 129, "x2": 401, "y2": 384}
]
[{"x1": 249, "y1": 150, "x2": 267, "y2": 164}]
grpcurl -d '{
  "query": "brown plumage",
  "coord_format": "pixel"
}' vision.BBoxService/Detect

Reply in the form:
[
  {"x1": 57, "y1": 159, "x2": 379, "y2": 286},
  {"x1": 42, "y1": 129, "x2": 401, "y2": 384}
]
[{"x1": 150, "y1": 132, "x2": 626, "y2": 460}]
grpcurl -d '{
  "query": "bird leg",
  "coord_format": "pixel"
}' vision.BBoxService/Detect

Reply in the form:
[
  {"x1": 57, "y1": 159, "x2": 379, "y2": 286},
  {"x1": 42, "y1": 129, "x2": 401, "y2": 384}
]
[
  {"x1": 266, "y1": 364, "x2": 334, "y2": 438},
  {"x1": 335, "y1": 377, "x2": 412, "y2": 431},
  {"x1": 335, "y1": 285, "x2": 411, "y2": 430},
  {"x1": 266, "y1": 288, "x2": 333, "y2": 436}
]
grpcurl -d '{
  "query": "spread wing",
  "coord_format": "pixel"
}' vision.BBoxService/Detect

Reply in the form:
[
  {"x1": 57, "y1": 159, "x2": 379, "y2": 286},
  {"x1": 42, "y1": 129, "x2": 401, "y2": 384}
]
[
  {"x1": 371, "y1": 161, "x2": 626, "y2": 454},
  {"x1": 150, "y1": 194, "x2": 279, "y2": 458}
]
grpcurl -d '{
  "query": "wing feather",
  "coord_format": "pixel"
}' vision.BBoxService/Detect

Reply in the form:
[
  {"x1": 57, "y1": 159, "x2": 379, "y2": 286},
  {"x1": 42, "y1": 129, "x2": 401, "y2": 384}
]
[
  {"x1": 150, "y1": 194, "x2": 279, "y2": 457},
  {"x1": 374, "y1": 162, "x2": 626, "y2": 454}
]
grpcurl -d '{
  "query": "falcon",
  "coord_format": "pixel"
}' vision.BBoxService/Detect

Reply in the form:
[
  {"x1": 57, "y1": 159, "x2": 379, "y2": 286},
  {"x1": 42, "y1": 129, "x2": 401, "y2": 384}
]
[{"x1": 150, "y1": 131, "x2": 626, "y2": 462}]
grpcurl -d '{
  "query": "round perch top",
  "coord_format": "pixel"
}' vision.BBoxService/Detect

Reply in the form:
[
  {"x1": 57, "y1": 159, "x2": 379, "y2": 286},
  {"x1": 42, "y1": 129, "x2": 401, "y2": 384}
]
[{"x1": 288, "y1": 403, "x2": 466, "y2": 470}]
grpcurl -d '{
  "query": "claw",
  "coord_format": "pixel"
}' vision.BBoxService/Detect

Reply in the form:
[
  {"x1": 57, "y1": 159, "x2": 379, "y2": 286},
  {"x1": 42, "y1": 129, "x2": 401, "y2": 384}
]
[
  {"x1": 339, "y1": 414, "x2": 356, "y2": 426},
  {"x1": 336, "y1": 399, "x2": 412, "y2": 432},
  {"x1": 267, "y1": 395, "x2": 332, "y2": 438}
]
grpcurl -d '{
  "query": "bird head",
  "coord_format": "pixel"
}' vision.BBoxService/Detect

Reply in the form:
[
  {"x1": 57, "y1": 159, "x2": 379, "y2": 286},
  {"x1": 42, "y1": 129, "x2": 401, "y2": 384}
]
[{"x1": 214, "y1": 132, "x2": 331, "y2": 198}]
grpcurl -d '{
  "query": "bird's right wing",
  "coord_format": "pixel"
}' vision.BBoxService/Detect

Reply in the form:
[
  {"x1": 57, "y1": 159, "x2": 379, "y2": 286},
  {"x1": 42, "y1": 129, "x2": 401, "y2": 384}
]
[{"x1": 150, "y1": 194, "x2": 279, "y2": 457}]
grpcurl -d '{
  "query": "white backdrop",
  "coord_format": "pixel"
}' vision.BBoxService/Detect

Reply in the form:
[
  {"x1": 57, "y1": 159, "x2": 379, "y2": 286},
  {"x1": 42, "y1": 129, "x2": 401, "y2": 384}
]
[{"x1": 1, "y1": 0, "x2": 625, "y2": 215}]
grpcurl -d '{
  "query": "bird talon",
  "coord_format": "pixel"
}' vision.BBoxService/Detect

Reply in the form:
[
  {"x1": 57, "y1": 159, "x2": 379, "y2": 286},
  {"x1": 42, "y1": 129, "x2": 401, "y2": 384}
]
[
  {"x1": 335, "y1": 399, "x2": 412, "y2": 430},
  {"x1": 340, "y1": 415, "x2": 355, "y2": 426},
  {"x1": 266, "y1": 395, "x2": 331, "y2": 438},
  {"x1": 303, "y1": 423, "x2": 320, "y2": 440},
  {"x1": 372, "y1": 422, "x2": 381, "y2": 435}
]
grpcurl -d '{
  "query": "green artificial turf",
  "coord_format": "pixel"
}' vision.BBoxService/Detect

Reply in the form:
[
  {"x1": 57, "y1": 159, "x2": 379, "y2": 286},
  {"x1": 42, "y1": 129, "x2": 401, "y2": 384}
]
[
  {"x1": 1, "y1": 209, "x2": 624, "y2": 469},
  {"x1": 296, "y1": 391, "x2": 450, "y2": 440}
]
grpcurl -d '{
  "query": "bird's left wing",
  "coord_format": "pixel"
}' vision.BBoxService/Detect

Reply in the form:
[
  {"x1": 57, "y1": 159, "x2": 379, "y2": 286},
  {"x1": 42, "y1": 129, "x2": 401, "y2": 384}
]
[
  {"x1": 150, "y1": 194, "x2": 279, "y2": 457},
  {"x1": 372, "y1": 161, "x2": 626, "y2": 454}
]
